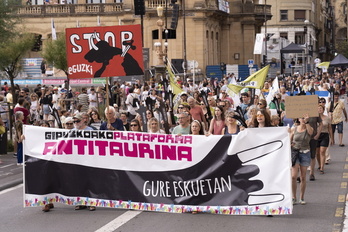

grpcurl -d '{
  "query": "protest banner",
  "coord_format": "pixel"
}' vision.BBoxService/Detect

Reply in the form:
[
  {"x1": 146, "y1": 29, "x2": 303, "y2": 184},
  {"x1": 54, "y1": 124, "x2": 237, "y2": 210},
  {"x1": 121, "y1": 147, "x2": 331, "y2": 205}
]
[
  {"x1": 285, "y1": 95, "x2": 319, "y2": 119},
  {"x1": 65, "y1": 25, "x2": 144, "y2": 79},
  {"x1": 24, "y1": 126, "x2": 292, "y2": 215}
]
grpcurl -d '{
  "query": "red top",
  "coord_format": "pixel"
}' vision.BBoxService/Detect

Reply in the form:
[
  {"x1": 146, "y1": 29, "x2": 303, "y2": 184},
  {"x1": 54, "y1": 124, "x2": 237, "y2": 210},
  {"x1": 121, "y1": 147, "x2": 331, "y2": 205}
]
[{"x1": 14, "y1": 107, "x2": 30, "y2": 124}]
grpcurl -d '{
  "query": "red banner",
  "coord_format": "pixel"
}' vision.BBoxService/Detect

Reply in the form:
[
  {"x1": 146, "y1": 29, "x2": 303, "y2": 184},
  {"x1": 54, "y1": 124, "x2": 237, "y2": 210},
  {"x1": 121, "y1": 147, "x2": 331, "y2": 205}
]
[{"x1": 65, "y1": 25, "x2": 144, "y2": 79}]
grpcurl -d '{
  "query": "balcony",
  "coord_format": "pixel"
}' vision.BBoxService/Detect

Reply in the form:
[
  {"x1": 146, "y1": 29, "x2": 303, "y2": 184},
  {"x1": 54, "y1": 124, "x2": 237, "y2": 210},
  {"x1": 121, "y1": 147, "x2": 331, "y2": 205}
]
[
  {"x1": 16, "y1": 3, "x2": 123, "y2": 17},
  {"x1": 254, "y1": 4, "x2": 272, "y2": 20}
]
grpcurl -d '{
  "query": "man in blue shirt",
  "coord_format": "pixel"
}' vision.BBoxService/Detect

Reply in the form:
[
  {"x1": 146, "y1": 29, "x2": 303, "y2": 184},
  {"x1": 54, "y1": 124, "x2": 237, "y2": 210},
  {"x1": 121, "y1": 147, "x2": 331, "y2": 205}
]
[{"x1": 100, "y1": 106, "x2": 124, "y2": 131}]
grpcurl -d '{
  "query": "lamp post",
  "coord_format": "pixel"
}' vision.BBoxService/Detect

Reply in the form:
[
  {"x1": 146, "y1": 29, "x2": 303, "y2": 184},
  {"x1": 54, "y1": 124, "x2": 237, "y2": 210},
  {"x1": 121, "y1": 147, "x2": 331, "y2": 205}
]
[
  {"x1": 154, "y1": 5, "x2": 168, "y2": 81},
  {"x1": 304, "y1": 19, "x2": 310, "y2": 74}
]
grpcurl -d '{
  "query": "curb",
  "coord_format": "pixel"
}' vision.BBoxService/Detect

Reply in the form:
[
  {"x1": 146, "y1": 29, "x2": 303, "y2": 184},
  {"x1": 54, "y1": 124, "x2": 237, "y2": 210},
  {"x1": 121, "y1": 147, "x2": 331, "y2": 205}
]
[{"x1": 0, "y1": 178, "x2": 23, "y2": 192}]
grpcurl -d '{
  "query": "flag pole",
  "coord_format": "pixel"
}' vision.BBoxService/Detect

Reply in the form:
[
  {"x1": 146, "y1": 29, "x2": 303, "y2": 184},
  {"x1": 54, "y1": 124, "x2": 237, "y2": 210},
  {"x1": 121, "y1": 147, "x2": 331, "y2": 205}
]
[{"x1": 106, "y1": 76, "x2": 110, "y2": 125}]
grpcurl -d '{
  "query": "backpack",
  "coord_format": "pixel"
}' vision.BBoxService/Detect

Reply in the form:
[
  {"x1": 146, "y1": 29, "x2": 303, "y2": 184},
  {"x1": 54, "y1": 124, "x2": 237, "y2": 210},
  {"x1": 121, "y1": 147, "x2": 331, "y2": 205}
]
[{"x1": 132, "y1": 97, "x2": 139, "y2": 107}]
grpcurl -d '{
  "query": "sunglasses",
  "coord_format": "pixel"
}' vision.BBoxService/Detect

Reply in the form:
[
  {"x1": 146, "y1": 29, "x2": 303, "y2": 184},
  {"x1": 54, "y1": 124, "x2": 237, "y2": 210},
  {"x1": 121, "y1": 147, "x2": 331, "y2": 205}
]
[
  {"x1": 91, "y1": 113, "x2": 97, "y2": 116},
  {"x1": 256, "y1": 114, "x2": 264, "y2": 118},
  {"x1": 319, "y1": 101, "x2": 326, "y2": 103},
  {"x1": 178, "y1": 107, "x2": 183, "y2": 109},
  {"x1": 130, "y1": 124, "x2": 138, "y2": 127},
  {"x1": 73, "y1": 120, "x2": 81, "y2": 123},
  {"x1": 66, "y1": 123, "x2": 73, "y2": 125}
]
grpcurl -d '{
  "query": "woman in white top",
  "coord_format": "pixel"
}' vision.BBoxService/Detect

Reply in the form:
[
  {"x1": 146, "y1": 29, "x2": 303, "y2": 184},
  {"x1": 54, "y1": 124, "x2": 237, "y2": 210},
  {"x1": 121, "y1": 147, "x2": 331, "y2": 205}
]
[
  {"x1": 29, "y1": 93, "x2": 40, "y2": 124},
  {"x1": 147, "y1": 117, "x2": 165, "y2": 134}
]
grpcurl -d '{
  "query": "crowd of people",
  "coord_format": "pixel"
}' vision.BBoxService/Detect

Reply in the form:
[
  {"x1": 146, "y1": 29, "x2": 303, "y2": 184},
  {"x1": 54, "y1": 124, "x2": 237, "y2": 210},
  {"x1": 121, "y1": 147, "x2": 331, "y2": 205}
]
[{"x1": 0, "y1": 66, "x2": 347, "y2": 211}]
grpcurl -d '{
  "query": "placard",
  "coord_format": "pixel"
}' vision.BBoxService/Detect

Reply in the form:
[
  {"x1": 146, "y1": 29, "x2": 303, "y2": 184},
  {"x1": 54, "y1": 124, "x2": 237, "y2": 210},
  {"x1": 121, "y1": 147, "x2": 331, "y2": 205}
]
[
  {"x1": 65, "y1": 25, "x2": 144, "y2": 79},
  {"x1": 285, "y1": 95, "x2": 319, "y2": 118}
]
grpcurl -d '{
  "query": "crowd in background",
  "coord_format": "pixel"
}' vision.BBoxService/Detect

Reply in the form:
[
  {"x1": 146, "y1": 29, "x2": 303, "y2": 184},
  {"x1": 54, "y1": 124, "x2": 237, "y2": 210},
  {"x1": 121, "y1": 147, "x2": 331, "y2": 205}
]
[{"x1": 0, "y1": 66, "x2": 348, "y2": 208}]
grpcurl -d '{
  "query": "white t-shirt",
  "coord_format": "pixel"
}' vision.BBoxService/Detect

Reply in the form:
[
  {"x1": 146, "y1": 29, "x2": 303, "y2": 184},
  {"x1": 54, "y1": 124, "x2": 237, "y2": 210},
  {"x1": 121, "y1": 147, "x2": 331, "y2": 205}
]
[{"x1": 88, "y1": 93, "x2": 98, "y2": 108}]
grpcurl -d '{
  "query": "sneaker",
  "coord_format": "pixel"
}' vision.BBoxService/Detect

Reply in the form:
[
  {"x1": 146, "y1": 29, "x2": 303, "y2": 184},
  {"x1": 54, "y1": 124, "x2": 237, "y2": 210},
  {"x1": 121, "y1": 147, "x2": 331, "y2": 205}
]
[
  {"x1": 299, "y1": 199, "x2": 306, "y2": 205},
  {"x1": 297, "y1": 177, "x2": 301, "y2": 183},
  {"x1": 310, "y1": 174, "x2": 315, "y2": 181},
  {"x1": 13, "y1": 153, "x2": 17, "y2": 158},
  {"x1": 292, "y1": 198, "x2": 297, "y2": 205}
]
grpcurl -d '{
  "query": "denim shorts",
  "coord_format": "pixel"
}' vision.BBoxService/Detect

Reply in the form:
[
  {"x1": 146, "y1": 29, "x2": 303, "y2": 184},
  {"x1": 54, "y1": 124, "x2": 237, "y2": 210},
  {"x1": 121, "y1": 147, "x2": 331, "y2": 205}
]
[
  {"x1": 295, "y1": 151, "x2": 311, "y2": 167},
  {"x1": 332, "y1": 121, "x2": 343, "y2": 134}
]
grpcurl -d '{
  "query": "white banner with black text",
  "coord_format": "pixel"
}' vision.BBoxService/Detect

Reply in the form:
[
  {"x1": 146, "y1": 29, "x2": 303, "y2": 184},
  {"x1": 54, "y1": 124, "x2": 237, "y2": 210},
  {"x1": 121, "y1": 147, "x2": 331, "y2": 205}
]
[{"x1": 23, "y1": 126, "x2": 292, "y2": 215}]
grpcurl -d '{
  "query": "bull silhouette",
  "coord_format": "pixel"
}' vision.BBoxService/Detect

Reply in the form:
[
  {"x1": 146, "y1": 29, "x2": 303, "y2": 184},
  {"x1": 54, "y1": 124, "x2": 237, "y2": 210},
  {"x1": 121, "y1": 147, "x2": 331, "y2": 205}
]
[{"x1": 84, "y1": 32, "x2": 144, "y2": 77}]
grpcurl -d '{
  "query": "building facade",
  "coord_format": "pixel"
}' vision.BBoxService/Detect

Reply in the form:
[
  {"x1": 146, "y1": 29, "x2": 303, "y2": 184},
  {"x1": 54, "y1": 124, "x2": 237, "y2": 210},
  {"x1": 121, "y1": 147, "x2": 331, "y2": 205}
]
[
  {"x1": 260, "y1": 0, "x2": 334, "y2": 74},
  {"x1": 16, "y1": 0, "x2": 271, "y2": 78}
]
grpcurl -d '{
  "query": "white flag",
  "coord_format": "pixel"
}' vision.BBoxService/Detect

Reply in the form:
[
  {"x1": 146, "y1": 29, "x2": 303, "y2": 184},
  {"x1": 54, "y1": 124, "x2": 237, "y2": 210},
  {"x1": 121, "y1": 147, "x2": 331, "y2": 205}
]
[
  {"x1": 253, "y1": 33, "x2": 264, "y2": 55},
  {"x1": 266, "y1": 76, "x2": 279, "y2": 105},
  {"x1": 51, "y1": 18, "x2": 57, "y2": 40}
]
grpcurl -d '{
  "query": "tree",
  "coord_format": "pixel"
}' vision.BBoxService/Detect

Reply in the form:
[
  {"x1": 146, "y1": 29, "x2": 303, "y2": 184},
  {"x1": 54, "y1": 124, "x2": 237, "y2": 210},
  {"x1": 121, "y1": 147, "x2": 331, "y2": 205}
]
[
  {"x1": 0, "y1": 0, "x2": 19, "y2": 43},
  {"x1": 0, "y1": 33, "x2": 34, "y2": 104},
  {"x1": 335, "y1": 40, "x2": 348, "y2": 58},
  {"x1": 42, "y1": 35, "x2": 68, "y2": 76},
  {"x1": 41, "y1": 34, "x2": 70, "y2": 89}
]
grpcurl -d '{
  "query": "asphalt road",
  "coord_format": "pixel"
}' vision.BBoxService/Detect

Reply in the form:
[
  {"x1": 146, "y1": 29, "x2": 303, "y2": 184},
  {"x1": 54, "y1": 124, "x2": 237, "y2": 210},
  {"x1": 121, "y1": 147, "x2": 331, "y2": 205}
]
[{"x1": 1, "y1": 127, "x2": 348, "y2": 232}]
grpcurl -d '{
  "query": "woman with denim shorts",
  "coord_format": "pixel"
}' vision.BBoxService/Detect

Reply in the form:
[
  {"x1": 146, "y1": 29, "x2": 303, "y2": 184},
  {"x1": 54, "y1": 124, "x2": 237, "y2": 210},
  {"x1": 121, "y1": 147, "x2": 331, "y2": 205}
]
[{"x1": 290, "y1": 115, "x2": 313, "y2": 205}]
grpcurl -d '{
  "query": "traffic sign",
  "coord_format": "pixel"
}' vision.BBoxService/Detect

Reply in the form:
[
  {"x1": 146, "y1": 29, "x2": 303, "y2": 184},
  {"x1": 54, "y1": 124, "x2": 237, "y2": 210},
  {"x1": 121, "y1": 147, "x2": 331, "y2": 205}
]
[{"x1": 248, "y1": 59, "x2": 254, "y2": 68}]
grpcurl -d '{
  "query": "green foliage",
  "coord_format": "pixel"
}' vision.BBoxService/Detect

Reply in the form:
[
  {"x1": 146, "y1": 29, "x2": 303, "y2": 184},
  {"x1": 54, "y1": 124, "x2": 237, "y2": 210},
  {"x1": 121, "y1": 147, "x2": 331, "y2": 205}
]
[
  {"x1": 0, "y1": 0, "x2": 20, "y2": 43},
  {"x1": 335, "y1": 40, "x2": 348, "y2": 58},
  {"x1": 0, "y1": 33, "x2": 34, "y2": 105},
  {"x1": 0, "y1": 33, "x2": 35, "y2": 79},
  {"x1": 42, "y1": 35, "x2": 68, "y2": 76}
]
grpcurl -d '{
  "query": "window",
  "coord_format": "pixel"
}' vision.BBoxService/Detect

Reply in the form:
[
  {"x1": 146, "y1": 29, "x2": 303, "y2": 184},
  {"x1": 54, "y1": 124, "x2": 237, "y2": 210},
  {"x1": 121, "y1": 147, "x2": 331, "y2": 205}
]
[
  {"x1": 280, "y1": 33, "x2": 288, "y2": 40},
  {"x1": 280, "y1": 10, "x2": 288, "y2": 21},
  {"x1": 294, "y1": 10, "x2": 306, "y2": 21},
  {"x1": 152, "y1": 29, "x2": 176, "y2": 40},
  {"x1": 295, "y1": 32, "x2": 305, "y2": 44},
  {"x1": 86, "y1": 0, "x2": 105, "y2": 3}
]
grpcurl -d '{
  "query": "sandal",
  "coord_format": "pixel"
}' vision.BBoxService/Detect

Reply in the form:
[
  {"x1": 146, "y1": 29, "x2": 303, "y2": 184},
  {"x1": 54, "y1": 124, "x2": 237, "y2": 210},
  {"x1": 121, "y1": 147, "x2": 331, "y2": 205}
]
[
  {"x1": 75, "y1": 205, "x2": 87, "y2": 210},
  {"x1": 320, "y1": 170, "x2": 324, "y2": 174},
  {"x1": 88, "y1": 206, "x2": 96, "y2": 211},
  {"x1": 42, "y1": 205, "x2": 50, "y2": 212},
  {"x1": 42, "y1": 203, "x2": 54, "y2": 212}
]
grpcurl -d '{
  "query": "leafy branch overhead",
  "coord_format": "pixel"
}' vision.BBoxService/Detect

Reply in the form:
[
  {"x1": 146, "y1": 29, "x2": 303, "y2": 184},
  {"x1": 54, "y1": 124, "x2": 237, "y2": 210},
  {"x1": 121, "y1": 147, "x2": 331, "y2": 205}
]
[{"x1": 42, "y1": 35, "x2": 68, "y2": 76}]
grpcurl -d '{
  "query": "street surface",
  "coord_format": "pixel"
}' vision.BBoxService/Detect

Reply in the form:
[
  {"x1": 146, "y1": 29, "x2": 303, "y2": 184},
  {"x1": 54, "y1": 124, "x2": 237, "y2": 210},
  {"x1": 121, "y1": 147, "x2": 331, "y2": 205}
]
[{"x1": 1, "y1": 123, "x2": 348, "y2": 232}]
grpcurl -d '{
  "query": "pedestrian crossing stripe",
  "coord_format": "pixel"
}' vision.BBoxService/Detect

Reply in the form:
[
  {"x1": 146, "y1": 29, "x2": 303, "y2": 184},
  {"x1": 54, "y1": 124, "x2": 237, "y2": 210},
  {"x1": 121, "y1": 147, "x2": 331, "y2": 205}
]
[
  {"x1": 341, "y1": 182, "x2": 347, "y2": 188},
  {"x1": 345, "y1": 164, "x2": 348, "y2": 169},
  {"x1": 335, "y1": 207, "x2": 343, "y2": 217},
  {"x1": 338, "y1": 195, "x2": 345, "y2": 202},
  {"x1": 343, "y1": 173, "x2": 348, "y2": 178}
]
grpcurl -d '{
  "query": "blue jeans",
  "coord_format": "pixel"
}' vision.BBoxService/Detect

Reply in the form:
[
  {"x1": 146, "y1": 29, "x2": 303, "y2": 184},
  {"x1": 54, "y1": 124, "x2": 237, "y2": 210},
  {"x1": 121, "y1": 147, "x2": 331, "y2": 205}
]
[
  {"x1": 332, "y1": 121, "x2": 343, "y2": 134},
  {"x1": 17, "y1": 142, "x2": 23, "y2": 164}
]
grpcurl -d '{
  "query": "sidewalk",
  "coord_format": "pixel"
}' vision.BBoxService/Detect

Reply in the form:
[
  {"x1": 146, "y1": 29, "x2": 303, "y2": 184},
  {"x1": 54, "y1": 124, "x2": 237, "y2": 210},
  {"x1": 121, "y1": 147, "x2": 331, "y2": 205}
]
[{"x1": 0, "y1": 152, "x2": 23, "y2": 192}]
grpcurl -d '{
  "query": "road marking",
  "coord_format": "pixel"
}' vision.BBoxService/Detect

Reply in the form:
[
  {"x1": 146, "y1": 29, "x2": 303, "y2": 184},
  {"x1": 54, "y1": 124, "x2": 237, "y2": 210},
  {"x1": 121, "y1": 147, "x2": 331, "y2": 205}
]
[
  {"x1": 0, "y1": 164, "x2": 15, "y2": 169},
  {"x1": 341, "y1": 182, "x2": 347, "y2": 188},
  {"x1": 0, "y1": 184, "x2": 22, "y2": 195},
  {"x1": 95, "y1": 210, "x2": 142, "y2": 232},
  {"x1": 343, "y1": 173, "x2": 348, "y2": 179},
  {"x1": 345, "y1": 164, "x2": 348, "y2": 170},
  {"x1": 339, "y1": 195, "x2": 346, "y2": 202},
  {"x1": 336, "y1": 207, "x2": 344, "y2": 217}
]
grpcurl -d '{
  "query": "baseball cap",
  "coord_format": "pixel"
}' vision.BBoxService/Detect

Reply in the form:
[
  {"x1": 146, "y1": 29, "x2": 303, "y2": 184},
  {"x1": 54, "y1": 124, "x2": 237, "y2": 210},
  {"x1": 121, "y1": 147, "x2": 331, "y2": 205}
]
[
  {"x1": 73, "y1": 113, "x2": 83, "y2": 121},
  {"x1": 64, "y1": 117, "x2": 73, "y2": 123}
]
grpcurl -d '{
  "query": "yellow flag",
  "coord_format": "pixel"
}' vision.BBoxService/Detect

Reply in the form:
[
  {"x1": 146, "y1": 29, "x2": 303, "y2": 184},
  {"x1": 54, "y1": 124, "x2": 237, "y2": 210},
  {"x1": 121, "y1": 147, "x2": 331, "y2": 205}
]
[
  {"x1": 241, "y1": 65, "x2": 269, "y2": 89},
  {"x1": 167, "y1": 64, "x2": 183, "y2": 95},
  {"x1": 227, "y1": 84, "x2": 245, "y2": 94},
  {"x1": 317, "y1": 62, "x2": 330, "y2": 69}
]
